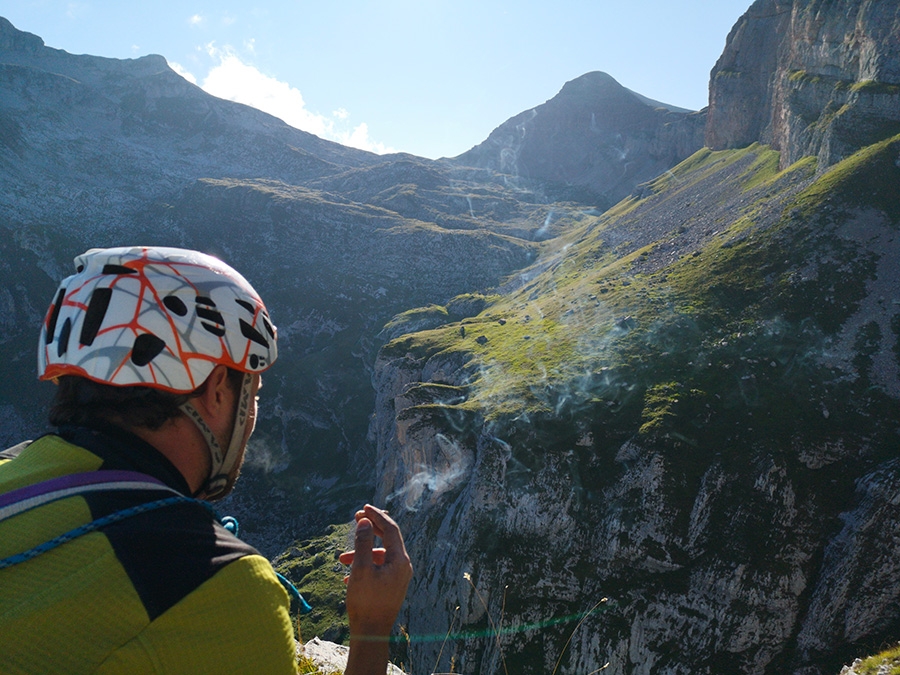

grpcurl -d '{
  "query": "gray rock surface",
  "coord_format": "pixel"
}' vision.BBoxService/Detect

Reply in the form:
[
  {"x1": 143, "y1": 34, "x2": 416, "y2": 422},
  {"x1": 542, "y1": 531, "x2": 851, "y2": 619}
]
[
  {"x1": 707, "y1": 0, "x2": 900, "y2": 168},
  {"x1": 300, "y1": 637, "x2": 407, "y2": 674}
]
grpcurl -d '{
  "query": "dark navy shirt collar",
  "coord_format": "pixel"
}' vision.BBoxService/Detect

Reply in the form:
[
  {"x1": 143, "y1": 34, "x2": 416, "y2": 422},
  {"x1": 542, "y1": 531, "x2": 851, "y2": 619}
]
[{"x1": 56, "y1": 423, "x2": 193, "y2": 497}]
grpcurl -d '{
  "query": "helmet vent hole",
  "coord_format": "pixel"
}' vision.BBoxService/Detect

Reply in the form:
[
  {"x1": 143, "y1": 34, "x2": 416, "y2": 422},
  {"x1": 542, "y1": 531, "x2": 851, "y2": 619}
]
[
  {"x1": 57, "y1": 318, "x2": 72, "y2": 357},
  {"x1": 262, "y1": 316, "x2": 275, "y2": 338},
  {"x1": 240, "y1": 319, "x2": 270, "y2": 348},
  {"x1": 201, "y1": 322, "x2": 226, "y2": 337},
  {"x1": 163, "y1": 295, "x2": 188, "y2": 316},
  {"x1": 195, "y1": 296, "x2": 225, "y2": 333},
  {"x1": 46, "y1": 288, "x2": 66, "y2": 345},
  {"x1": 235, "y1": 299, "x2": 255, "y2": 313},
  {"x1": 131, "y1": 333, "x2": 166, "y2": 367},
  {"x1": 102, "y1": 264, "x2": 138, "y2": 275},
  {"x1": 80, "y1": 287, "x2": 112, "y2": 346}
]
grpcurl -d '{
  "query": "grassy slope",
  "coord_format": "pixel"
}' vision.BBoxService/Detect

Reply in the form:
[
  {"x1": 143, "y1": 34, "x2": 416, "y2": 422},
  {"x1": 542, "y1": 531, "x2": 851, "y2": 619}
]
[
  {"x1": 848, "y1": 643, "x2": 900, "y2": 675},
  {"x1": 382, "y1": 135, "x2": 900, "y2": 450},
  {"x1": 274, "y1": 523, "x2": 354, "y2": 646}
]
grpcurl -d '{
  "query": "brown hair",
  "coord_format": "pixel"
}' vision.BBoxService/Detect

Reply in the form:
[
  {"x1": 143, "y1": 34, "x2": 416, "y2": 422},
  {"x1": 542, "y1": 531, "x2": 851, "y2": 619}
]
[{"x1": 49, "y1": 369, "x2": 244, "y2": 430}]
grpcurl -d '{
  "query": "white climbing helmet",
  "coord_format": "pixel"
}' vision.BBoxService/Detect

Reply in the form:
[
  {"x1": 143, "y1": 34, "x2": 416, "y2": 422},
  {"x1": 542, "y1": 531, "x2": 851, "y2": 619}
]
[
  {"x1": 38, "y1": 246, "x2": 278, "y2": 499},
  {"x1": 39, "y1": 246, "x2": 276, "y2": 389}
]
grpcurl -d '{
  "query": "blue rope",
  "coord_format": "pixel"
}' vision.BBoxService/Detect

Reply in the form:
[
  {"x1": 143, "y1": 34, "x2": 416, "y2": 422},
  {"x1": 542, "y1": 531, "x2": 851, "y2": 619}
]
[
  {"x1": 0, "y1": 495, "x2": 194, "y2": 570},
  {"x1": 277, "y1": 571, "x2": 313, "y2": 614},
  {"x1": 220, "y1": 515, "x2": 240, "y2": 536},
  {"x1": 0, "y1": 495, "x2": 314, "y2": 614}
]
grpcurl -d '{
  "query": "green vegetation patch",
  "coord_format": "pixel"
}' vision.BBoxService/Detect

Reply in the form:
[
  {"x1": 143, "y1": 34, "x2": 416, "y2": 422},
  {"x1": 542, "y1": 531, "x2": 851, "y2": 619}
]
[
  {"x1": 383, "y1": 138, "x2": 900, "y2": 462},
  {"x1": 792, "y1": 132, "x2": 900, "y2": 223},
  {"x1": 850, "y1": 79, "x2": 900, "y2": 95},
  {"x1": 274, "y1": 523, "x2": 353, "y2": 645},
  {"x1": 788, "y1": 69, "x2": 853, "y2": 90},
  {"x1": 643, "y1": 144, "x2": 775, "y2": 199},
  {"x1": 381, "y1": 304, "x2": 450, "y2": 339},
  {"x1": 296, "y1": 654, "x2": 340, "y2": 675},
  {"x1": 738, "y1": 147, "x2": 782, "y2": 192}
]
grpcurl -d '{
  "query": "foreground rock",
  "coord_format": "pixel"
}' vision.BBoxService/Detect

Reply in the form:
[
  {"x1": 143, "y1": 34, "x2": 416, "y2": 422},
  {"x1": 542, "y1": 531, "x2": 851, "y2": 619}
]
[{"x1": 300, "y1": 637, "x2": 406, "y2": 675}]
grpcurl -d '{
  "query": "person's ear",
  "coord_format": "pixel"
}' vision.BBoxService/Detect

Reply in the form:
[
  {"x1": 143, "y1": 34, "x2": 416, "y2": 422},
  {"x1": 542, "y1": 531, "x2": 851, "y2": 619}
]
[{"x1": 193, "y1": 365, "x2": 233, "y2": 422}]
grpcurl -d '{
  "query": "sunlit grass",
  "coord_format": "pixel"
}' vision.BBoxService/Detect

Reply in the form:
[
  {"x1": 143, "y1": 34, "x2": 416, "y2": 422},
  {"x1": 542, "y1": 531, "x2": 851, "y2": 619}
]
[{"x1": 849, "y1": 644, "x2": 900, "y2": 675}]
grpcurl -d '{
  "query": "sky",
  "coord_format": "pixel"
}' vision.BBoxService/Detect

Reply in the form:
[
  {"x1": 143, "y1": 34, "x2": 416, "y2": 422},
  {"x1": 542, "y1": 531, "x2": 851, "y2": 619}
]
[{"x1": 1, "y1": 1, "x2": 753, "y2": 159}]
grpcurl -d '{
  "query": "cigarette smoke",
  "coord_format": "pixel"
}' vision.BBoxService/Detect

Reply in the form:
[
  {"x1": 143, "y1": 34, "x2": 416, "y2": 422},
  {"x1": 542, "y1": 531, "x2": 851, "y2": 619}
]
[{"x1": 388, "y1": 433, "x2": 472, "y2": 511}]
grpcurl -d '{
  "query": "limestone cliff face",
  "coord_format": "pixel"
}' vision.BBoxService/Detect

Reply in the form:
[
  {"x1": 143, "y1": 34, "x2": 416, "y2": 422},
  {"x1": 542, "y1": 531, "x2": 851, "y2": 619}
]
[
  {"x1": 707, "y1": 0, "x2": 900, "y2": 168},
  {"x1": 372, "y1": 345, "x2": 900, "y2": 675}
]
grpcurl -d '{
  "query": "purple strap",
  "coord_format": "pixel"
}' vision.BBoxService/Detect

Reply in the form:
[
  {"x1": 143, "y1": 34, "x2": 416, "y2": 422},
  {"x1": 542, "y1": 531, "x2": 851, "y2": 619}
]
[
  {"x1": 0, "y1": 471, "x2": 180, "y2": 525},
  {"x1": 0, "y1": 471, "x2": 166, "y2": 509}
]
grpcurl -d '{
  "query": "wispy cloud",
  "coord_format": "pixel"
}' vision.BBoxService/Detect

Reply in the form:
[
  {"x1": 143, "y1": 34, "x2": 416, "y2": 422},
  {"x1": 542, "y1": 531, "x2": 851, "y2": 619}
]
[
  {"x1": 188, "y1": 14, "x2": 203, "y2": 27},
  {"x1": 198, "y1": 45, "x2": 393, "y2": 154},
  {"x1": 65, "y1": 2, "x2": 89, "y2": 20},
  {"x1": 168, "y1": 61, "x2": 197, "y2": 85}
]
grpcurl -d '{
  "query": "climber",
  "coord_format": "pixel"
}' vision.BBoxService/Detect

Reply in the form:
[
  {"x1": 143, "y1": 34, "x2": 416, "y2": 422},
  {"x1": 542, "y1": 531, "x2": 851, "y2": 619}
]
[{"x1": 0, "y1": 246, "x2": 412, "y2": 674}]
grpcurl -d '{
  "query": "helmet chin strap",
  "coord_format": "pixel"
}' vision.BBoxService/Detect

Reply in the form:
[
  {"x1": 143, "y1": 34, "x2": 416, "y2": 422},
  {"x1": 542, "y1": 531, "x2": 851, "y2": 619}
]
[{"x1": 179, "y1": 372, "x2": 254, "y2": 501}]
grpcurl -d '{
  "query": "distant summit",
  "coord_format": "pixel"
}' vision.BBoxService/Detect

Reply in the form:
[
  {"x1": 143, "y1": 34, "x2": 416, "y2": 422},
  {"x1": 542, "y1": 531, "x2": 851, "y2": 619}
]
[{"x1": 451, "y1": 71, "x2": 706, "y2": 208}]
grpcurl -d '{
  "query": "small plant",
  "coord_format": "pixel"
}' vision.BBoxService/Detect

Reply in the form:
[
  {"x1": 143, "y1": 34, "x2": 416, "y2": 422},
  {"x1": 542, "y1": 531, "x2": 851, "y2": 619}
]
[
  {"x1": 296, "y1": 653, "x2": 340, "y2": 675},
  {"x1": 458, "y1": 572, "x2": 610, "y2": 675},
  {"x1": 549, "y1": 597, "x2": 609, "y2": 675},
  {"x1": 464, "y1": 572, "x2": 509, "y2": 675}
]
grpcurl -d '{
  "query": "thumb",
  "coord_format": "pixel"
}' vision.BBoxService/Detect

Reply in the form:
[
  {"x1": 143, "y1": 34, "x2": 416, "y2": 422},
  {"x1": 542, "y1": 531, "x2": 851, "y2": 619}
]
[{"x1": 352, "y1": 517, "x2": 374, "y2": 569}]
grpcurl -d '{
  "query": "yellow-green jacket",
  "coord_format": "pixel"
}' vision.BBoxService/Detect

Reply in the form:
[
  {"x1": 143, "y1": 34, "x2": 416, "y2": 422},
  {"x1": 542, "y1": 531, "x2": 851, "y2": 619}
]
[{"x1": 0, "y1": 425, "x2": 297, "y2": 674}]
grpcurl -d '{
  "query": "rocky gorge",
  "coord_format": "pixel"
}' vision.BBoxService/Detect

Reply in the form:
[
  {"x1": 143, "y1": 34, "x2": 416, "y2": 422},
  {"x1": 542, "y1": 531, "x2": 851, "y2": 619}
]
[{"x1": 1, "y1": 1, "x2": 900, "y2": 674}]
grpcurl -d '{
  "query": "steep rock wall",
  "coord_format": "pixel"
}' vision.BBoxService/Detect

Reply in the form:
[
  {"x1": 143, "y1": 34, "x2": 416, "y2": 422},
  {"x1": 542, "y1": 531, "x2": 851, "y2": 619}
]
[
  {"x1": 372, "y1": 343, "x2": 900, "y2": 675},
  {"x1": 368, "y1": 131, "x2": 900, "y2": 673},
  {"x1": 707, "y1": 0, "x2": 900, "y2": 168}
]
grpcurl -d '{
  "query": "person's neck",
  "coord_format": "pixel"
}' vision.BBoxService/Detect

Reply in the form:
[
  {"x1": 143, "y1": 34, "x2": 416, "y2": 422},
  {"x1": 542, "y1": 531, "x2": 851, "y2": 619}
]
[{"x1": 126, "y1": 417, "x2": 211, "y2": 495}]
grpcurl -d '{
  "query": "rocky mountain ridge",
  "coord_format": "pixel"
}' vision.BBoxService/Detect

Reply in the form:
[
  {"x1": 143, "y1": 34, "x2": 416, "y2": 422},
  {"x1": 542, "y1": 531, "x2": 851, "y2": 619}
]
[{"x1": 453, "y1": 70, "x2": 706, "y2": 210}]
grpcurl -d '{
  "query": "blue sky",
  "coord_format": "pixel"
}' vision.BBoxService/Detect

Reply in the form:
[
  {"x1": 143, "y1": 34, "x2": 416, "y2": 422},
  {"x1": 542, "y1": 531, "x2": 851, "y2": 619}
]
[{"x1": 1, "y1": 1, "x2": 753, "y2": 159}]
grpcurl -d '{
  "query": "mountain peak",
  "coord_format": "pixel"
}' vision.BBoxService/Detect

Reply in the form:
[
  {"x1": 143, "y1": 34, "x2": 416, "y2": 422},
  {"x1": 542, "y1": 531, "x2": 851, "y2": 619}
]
[
  {"x1": 557, "y1": 70, "x2": 622, "y2": 94},
  {"x1": 0, "y1": 16, "x2": 45, "y2": 53},
  {"x1": 451, "y1": 70, "x2": 705, "y2": 208}
]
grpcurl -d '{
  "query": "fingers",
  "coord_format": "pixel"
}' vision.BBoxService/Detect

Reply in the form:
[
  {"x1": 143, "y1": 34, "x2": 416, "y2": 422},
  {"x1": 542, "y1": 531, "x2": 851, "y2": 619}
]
[
  {"x1": 351, "y1": 517, "x2": 374, "y2": 568},
  {"x1": 352, "y1": 505, "x2": 394, "y2": 536},
  {"x1": 341, "y1": 504, "x2": 413, "y2": 640},
  {"x1": 358, "y1": 505, "x2": 406, "y2": 560},
  {"x1": 339, "y1": 549, "x2": 386, "y2": 566},
  {"x1": 341, "y1": 505, "x2": 409, "y2": 573}
]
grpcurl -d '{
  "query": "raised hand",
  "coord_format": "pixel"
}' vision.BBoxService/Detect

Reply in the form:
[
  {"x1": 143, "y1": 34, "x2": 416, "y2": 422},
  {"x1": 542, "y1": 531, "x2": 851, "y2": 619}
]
[{"x1": 340, "y1": 504, "x2": 413, "y2": 675}]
